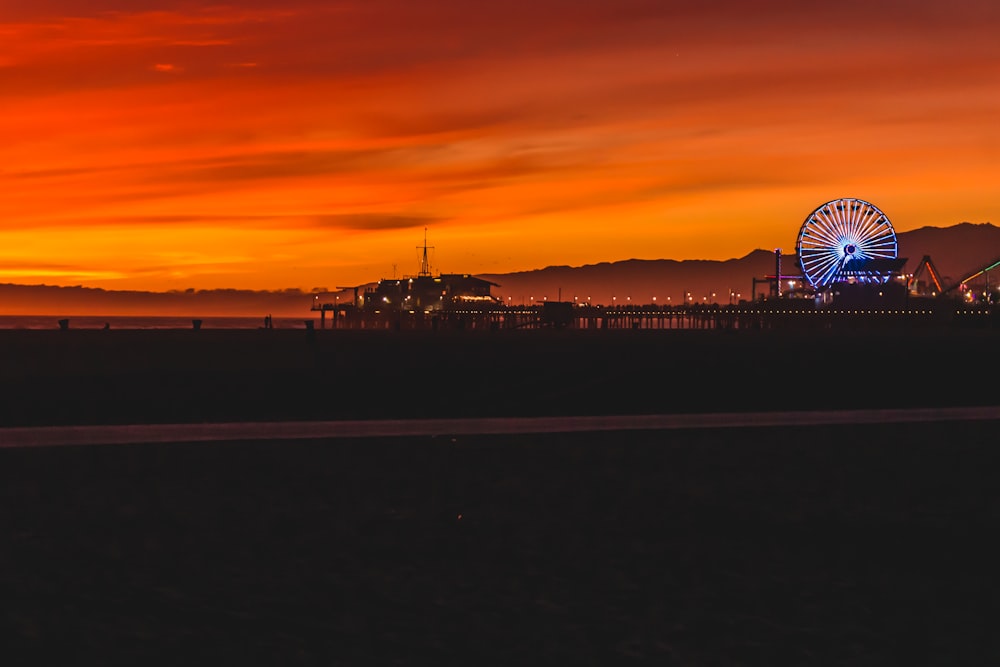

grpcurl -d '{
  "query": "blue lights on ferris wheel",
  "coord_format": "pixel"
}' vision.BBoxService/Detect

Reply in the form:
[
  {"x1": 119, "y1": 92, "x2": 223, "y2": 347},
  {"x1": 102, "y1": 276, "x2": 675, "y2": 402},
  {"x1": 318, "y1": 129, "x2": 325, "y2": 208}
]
[{"x1": 796, "y1": 198, "x2": 898, "y2": 288}]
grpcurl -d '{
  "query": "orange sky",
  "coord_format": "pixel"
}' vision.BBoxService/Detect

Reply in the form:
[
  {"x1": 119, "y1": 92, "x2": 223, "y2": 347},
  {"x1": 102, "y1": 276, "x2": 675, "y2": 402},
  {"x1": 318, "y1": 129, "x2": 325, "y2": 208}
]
[{"x1": 2, "y1": 0, "x2": 998, "y2": 292}]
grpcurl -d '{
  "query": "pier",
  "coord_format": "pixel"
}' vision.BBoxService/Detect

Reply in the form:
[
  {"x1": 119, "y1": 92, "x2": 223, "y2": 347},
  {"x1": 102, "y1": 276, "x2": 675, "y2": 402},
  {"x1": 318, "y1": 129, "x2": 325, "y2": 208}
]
[{"x1": 310, "y1": 301, "x2": 999, "y2": 331}]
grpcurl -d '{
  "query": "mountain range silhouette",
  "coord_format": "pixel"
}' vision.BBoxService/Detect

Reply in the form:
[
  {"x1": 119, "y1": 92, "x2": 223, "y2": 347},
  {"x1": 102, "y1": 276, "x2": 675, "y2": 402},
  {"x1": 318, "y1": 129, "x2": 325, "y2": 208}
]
[
  {"x1": 478, "y1": 222, "x2": 1000, "y2": 306},
  {"x1": 1, "y1": 223, "x2": 997, "y2": 317}
]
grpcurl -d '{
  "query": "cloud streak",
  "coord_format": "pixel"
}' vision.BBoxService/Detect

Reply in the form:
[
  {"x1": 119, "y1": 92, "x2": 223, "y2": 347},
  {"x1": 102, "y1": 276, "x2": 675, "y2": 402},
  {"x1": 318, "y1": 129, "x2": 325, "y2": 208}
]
[{"x1": 1, "y1": 0, "x2": 998, "y2": 292}]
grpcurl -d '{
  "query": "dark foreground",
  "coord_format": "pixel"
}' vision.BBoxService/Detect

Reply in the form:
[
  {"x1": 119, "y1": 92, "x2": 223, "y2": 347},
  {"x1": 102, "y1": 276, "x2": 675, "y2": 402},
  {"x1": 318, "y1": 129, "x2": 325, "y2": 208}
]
[
  {"x1": 2, "y1": 327, "x2": 1000, "y2": 664},
  {"x1": 2, "y1": 326, "x2": 1000, "y2": 426},
  {"x1": 3, "y1": 423, "x2": 1000, "y2": 665}
]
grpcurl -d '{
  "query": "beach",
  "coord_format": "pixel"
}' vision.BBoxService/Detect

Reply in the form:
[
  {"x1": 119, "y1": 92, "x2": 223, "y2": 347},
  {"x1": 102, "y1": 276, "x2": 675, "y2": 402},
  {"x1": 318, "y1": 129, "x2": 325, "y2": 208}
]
[
  {"x1": 2, "y1": 326, "x2": 999, "y2": 664},
  {"x1": 1, "y1": 325, "x2": 997, "y2": 427}
]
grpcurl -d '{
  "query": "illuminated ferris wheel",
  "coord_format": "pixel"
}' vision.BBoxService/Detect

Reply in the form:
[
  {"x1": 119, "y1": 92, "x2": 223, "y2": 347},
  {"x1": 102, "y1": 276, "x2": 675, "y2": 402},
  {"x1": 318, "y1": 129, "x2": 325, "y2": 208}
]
[{"x1": 796, "y1": 198, "x2": 898, "y2": 288}]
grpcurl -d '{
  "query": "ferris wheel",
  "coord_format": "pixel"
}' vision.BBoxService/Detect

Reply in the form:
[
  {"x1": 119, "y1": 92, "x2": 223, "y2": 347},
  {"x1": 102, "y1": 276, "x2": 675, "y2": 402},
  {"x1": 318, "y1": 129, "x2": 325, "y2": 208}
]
[{"x1": 796, "y1": 198, "x2": 898, "y2": 288}]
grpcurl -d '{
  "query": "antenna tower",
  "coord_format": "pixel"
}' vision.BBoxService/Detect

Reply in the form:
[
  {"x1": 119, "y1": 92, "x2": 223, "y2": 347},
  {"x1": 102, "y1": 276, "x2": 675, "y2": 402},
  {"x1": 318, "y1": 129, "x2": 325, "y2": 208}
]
[{"x1": 418, "y1": 228, "x2": 434, "y2": 277}]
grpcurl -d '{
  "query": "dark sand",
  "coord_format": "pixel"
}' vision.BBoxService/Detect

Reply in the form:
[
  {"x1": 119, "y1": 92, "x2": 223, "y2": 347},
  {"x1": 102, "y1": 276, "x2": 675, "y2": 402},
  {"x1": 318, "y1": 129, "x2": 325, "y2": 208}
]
[
  {"x1": 1, "y1": 326, "x2": 998, "y2": 426},
  {"x1": 2, "y1": 327, "x2": 999, "y2": 664}
]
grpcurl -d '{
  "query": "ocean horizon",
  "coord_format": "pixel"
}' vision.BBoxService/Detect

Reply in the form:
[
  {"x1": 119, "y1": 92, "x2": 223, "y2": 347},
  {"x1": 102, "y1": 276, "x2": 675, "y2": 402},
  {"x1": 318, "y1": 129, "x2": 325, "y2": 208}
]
[{"x1": 0, "y1": 315, "x2": 314, "y2": 330}]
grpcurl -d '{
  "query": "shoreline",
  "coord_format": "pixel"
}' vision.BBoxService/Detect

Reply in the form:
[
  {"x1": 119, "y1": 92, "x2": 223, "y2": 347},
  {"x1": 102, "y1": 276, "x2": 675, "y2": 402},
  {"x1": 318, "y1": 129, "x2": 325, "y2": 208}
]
[{"x1": 5, "y1": 405, "x2": 1000, "y2": 448}]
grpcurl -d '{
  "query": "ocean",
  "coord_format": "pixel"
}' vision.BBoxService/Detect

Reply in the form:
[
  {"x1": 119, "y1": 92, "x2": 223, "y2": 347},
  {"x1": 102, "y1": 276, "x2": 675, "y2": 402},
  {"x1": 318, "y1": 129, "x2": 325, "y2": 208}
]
[{"x1": 0, "y1": 315, "x2": 314, "y2": 330}]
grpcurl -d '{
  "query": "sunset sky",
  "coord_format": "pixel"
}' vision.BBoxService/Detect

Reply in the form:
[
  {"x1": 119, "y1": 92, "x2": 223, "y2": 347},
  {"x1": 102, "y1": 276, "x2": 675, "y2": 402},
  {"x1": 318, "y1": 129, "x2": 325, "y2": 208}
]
[{"x1": 2, "y1": 0, "x2": 998, "y2": 292}]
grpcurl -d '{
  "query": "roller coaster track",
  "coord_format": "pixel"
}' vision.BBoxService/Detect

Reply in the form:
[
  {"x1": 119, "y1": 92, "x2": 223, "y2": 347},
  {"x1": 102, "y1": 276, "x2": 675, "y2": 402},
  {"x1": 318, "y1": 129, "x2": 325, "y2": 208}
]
[
  {"x1": 908, "y1": 255, "x2": 945, "y2": 294},
  {"x1": 942, "y1": 255, "x2": 1000, "y2": 294}
]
